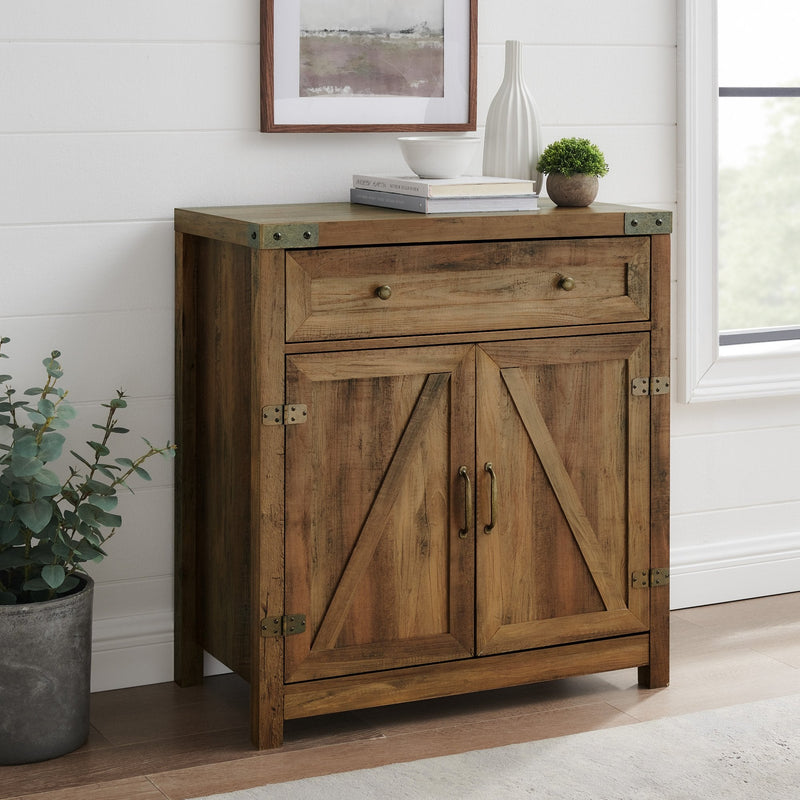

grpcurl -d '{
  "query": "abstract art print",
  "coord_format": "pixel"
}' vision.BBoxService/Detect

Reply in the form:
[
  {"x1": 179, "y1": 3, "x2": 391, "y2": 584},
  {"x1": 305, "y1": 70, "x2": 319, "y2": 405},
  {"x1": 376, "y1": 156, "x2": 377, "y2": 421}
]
[
  {"x1": 261, "y1": 0, "x2": 476, "y2": 132},
  {"x1": 299, "y1": 1, "x2": 444, "y2": 99}
]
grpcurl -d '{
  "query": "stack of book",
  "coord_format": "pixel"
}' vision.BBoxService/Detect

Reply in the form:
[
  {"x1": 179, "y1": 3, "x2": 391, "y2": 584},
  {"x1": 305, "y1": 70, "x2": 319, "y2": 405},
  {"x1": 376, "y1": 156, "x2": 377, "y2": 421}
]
[{"x1": 350, "y1": 174, "x2": 538, "y2": 214}]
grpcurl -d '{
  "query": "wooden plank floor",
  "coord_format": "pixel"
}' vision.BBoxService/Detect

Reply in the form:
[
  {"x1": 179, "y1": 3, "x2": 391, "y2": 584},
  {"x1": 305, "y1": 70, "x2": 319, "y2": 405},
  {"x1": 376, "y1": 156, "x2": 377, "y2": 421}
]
[{"x1": 3, "y1": 593, "x2": 800, "y2": 800}]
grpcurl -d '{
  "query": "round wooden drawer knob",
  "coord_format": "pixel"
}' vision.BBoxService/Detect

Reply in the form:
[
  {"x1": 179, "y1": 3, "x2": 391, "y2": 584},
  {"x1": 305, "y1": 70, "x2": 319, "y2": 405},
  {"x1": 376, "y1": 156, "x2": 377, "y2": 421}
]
[{"x1": 376, "y1": 285, "x2": 393, "y2": 300}]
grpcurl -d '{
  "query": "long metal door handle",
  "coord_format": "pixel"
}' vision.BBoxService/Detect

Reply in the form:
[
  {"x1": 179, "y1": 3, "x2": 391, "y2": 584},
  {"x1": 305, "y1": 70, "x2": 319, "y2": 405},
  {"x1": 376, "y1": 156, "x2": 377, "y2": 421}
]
[
  {"x1": 458, "y1": 466, "x2": 472, "y2": 539},
  {"x1": 484, "y1": 462, "x2": 497, "y2": 534}
]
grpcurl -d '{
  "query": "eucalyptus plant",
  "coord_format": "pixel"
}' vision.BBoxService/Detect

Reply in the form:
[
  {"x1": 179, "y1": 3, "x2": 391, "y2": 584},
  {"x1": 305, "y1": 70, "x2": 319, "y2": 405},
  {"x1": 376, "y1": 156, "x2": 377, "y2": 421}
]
[
  {"x1": 536, "y1": 137, "x2": 609, "y2": 177},
  {"x1": 0, "y1": 337, "x2": 176, "y2": 605}
]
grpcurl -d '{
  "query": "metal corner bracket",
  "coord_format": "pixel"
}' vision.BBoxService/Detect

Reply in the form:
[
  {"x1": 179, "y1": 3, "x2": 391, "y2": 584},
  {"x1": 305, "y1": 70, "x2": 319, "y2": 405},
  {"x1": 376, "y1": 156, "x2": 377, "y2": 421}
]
[
  {"x1": 624, "y1": 212, "x2": 672, "y2": 235},
  {"x1": 246, "y1": 223, "x2": 320, "y2": 249}
]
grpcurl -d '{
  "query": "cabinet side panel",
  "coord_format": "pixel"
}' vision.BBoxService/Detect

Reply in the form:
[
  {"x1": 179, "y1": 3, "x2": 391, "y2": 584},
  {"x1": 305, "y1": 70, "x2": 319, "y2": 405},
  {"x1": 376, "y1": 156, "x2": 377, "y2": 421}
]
[
  {"x1": 175, "y1": 231, "x2": 203, "y2": 686},
  {"x1": 194, "y1": 237, "x2": 254, "y2": 677},
  {"x1": 251, "y1": 248, "x2": 287, "y2": 749},
  {"x1": 641, "y1": 233, "x2": 671, "y2": 688}
]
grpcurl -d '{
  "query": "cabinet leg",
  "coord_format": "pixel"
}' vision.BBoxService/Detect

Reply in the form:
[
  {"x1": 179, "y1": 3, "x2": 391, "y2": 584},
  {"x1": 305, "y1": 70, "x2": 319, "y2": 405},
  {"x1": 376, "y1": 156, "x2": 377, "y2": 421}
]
[
  {"x1": 638, "y1": 661, "x2": 668, "y2": 689},
  {"x1": 251, "y1": 638, "x2": 284, "y2": 749},
  {"x1": 173, "y1": 460, "x2": 203, "y2": 686},
  {"x1": 174, "y1": 523, "x2": 203, "y2": 687},
  {"x1": 638, "y1": 613, "x2": 670, "y2": 689}
]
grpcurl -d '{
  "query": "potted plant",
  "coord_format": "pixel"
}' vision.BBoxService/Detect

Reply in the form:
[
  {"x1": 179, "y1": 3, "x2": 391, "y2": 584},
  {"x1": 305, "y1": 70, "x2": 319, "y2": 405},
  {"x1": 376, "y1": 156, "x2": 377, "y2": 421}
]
[
  {"x1": 536, "y1": 137, "x2": 609, "y2": 207},
  {"x1": 0, "y1": 337, "x2": 175, "y2": 764}
]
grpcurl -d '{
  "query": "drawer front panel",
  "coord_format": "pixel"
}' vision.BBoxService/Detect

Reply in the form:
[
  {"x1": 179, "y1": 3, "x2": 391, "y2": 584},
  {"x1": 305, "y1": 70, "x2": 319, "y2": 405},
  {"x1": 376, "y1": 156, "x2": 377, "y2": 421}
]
[{"x1": 286, "y1": 237, "x2": 650, "y2": 342}]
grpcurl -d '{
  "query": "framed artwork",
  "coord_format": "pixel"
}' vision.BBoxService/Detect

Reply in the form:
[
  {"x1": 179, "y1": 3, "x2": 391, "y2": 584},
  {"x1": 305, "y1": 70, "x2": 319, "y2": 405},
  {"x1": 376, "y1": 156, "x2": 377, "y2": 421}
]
[{"x1": 260, "y1": 0, "x2": 477, "y2": 133}]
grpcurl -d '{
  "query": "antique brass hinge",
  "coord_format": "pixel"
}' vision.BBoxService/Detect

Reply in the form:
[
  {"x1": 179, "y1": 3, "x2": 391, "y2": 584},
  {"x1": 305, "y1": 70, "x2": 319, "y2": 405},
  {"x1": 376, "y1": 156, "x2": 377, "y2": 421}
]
[
  {"x1": 632, "y1": 568, "x2": 671, "y2": 588},
  {"x1": 631, "y1": 377, "x2": 670, "y2": 397},
  {"x1": 261, "y1": 614, "x2": 307, "y2": 638},
  {"x1": 262, "y1": 404, "x2": 308, "y2": 426}
]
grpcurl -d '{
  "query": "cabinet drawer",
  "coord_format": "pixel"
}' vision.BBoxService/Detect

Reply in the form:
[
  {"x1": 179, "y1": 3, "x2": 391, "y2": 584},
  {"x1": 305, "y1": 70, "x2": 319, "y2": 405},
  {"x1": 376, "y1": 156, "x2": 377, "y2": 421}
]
[{"x1": 286, "y1": 237, "x2": 650, "y2": 342}]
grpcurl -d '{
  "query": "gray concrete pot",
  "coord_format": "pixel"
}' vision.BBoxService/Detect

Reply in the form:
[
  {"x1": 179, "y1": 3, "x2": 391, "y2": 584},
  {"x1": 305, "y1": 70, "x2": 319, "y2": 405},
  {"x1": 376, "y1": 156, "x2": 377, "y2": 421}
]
[
  {"x1": 0, "y1": 575, "x2": 93, "y2": 765},
  {"x1": 546, "y1": 173, "x2": 599, "y2": 207}
]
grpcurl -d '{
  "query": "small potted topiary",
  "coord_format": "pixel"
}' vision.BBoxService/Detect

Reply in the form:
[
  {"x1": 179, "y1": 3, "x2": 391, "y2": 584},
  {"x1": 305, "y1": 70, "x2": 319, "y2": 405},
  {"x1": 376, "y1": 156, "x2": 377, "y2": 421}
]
[
  {"x1": 0, "y1": 337, "x2": 176, "y2": 764},
  {"x1": 536, "y1": 137, "x2": 609, "y2": 207}
]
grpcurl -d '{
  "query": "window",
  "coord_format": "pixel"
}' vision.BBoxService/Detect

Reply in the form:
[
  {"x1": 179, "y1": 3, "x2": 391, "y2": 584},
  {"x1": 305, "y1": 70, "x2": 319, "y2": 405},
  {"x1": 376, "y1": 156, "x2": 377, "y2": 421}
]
[
  {"x1": 717, "y1": 1, "x2": 800, "y2": 346},
  {"x1": 678, "y1": 0, "x2": 800, "y2": 401}
]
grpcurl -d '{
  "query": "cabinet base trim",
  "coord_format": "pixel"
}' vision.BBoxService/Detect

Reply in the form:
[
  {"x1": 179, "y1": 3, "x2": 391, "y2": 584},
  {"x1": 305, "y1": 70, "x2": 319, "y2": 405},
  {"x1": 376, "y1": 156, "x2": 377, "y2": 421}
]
[{"x1": 284, "y1": 635, "x2": 650, "y2": 720}]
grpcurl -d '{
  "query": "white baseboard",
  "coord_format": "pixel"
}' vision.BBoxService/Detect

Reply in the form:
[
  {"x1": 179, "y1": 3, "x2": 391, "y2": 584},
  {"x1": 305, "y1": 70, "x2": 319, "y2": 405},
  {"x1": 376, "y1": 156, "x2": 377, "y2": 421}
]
[
  {"x1": 91, "y1": 611, "x2": 173, "y2": 692},
  {"x1": 91, "y1": 611, "x2": 231, "y2": 692},
  {"x1": 670, "y1": 531, "x2": 800, "y2": 609},
  {"x1": 87, "y1": 533, "x2": 800, "y2": 692}
]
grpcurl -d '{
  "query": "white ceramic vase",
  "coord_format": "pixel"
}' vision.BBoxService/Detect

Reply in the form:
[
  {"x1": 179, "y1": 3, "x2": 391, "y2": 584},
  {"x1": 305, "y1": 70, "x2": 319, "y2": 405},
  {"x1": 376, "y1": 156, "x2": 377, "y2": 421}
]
[{"x1": 482, "y1": 40, "x2": 543, "y2": 193}]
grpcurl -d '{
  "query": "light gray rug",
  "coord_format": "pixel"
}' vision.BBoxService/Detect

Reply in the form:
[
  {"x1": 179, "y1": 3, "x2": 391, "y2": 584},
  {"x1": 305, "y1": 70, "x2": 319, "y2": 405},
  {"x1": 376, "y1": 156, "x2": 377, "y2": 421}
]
[{"x1": 191, "y1": 694, "x2": 800, "y2": 800}]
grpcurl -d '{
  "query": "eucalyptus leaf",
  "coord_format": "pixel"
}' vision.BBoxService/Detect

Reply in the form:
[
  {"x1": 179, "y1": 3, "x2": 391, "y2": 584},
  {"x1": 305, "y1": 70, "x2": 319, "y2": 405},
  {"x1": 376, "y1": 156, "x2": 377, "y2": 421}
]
[
  {"x1": 37, "y1": 398, "x2": 55, "y2": 418},
  {"x1": 57, "y1": 402, "x2": 76, "y2": 420},
  {"x1": 75, "y1": 540, "x2": 104, "y2": 561},
  {"x1": 77, "y1": 503, "x2": 121, "y2": 528},
  {"x1": 21, "y1": 576, "x2": 50, "y2": 592},
  {"x1": 62, "y1": 509, "x2": 80, "y2": 527},
  {"x1": 41, "y1": 564, "x2": 65, "y2": 589},
  {"x1": 90, "y1": 494, "x2": 118, "y2": 512},
  {"x1": 88, "y1": 441, "x2": 110, "y2": 457},
  {"x1": 56, "y1": 575, "x2": 80, "y2": 594},
  {"x1": 10, "y1": 483, "x2": 31, "y2": 502},
  {"x1": 16, "y1": 499, "x2": 53, "y2": 533},
  {"x1": 79, "y1": 527, "x2": 102, "y2": 546},
  {"x1": 69, "y1": 449, "x2": 95, "y2": 469},
  {"x1": 12, "y1": 430, "x2": 38, "y2": 457},
  {"x1": 51, "y1": 541, "x2": 73, "y2": 559},
  {"x1": 10, "y1": 455, "x2": 44, "y2": 477},
  {"x1": 43, "y1": 359, "x2": 63, "y2": 380},
  {"x1": 33, "y1": 470, "x2": 62, "y2": 496},
  {"x1": 83, "y1": 478, "x2": 115, "y2": 495},
  {"x1": 38, "y1": 432, "x2": 65, "y2": 462},
  {"x1": 96, "y1": 509, "x2": 122, "y2": 527}
]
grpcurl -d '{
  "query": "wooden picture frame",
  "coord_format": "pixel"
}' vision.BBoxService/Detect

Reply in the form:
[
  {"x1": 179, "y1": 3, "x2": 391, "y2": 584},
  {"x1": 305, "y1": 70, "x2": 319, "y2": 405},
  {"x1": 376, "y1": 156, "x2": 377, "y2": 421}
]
[{"x1": 260, "y1": 0, "x2": 477, "y2": 133}]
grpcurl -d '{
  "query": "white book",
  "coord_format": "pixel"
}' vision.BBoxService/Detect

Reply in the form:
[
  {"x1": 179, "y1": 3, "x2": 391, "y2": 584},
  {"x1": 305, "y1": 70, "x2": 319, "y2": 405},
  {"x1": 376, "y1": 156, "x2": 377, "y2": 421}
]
[
  {"x1": 350, "y1": 188, "x2": 539, "y2": 214},
  {"x1": 352, "y1": 173, "x2": 536, "y2": 198}
]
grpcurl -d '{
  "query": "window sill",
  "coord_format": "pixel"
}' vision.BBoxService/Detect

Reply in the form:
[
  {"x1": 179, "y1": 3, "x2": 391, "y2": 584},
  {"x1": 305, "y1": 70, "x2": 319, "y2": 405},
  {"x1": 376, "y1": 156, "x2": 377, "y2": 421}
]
[{"x1": 689, "y1": 339, "x2": 800, "y2": 402}]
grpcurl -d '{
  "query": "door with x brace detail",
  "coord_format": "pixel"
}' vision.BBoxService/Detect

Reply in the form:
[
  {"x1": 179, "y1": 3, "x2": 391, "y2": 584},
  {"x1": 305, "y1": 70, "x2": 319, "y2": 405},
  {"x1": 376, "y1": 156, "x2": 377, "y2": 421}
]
[
  {"x1": 284, "y1": 345, "x2": 475, "y2": 683},
  {"x1": 475, "y1": 334, "x2": 651, "y2": 656}
]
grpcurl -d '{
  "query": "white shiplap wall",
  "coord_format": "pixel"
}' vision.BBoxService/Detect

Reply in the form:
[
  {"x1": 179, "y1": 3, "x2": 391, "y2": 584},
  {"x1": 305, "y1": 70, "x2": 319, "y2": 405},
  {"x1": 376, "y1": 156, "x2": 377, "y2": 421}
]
[{"x1": 2, "y1": 0, "x2": 797, "y2": 692}]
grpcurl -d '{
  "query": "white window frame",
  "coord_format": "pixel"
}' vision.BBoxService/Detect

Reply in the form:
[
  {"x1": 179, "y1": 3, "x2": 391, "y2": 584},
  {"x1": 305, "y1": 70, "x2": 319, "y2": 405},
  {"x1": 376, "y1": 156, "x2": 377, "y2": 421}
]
[{"x1": 677, "y1": 0, "x2": 800, "y2": 403}]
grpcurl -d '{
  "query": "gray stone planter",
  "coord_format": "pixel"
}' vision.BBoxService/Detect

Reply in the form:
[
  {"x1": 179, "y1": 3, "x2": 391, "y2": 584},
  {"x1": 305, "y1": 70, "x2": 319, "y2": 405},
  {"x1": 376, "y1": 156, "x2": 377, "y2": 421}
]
[
  {"x1": 0, "y1": 576, "x2": 93, "y2": 765},
  {"x1": 546, "y1": 173, "x2": 599, "y2": 207}
]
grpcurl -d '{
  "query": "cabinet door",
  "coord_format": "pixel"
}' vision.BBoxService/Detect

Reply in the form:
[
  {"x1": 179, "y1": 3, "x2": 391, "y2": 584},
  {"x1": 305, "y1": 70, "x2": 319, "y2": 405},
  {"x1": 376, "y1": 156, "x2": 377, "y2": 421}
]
[
  {"x1": 284, "y1": 346, "x2": 475, "y2": 682},
  {"x1": 475, "y1": 334, "x2": 651, "y2": 656}
]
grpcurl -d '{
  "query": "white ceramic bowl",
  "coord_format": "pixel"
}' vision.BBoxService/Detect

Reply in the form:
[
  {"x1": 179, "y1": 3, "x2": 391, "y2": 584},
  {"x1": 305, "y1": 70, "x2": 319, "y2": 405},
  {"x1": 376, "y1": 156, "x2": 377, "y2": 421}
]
[{"x1": 398, "y1": 136, "x2": 481, "y2": 180}]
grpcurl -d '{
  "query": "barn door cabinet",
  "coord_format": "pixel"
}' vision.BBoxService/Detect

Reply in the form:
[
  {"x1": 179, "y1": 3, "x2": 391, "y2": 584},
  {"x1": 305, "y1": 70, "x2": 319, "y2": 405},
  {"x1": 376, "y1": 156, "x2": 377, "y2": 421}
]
[{"x1": 174, "y1": 201, "x2": 671, "y2": 749}]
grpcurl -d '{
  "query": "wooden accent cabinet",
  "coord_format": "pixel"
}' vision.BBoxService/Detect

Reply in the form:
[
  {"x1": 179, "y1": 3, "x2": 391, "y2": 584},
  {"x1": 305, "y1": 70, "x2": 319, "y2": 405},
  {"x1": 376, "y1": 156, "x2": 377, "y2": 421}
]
[{"x1": 174, "y1": 202, "x2": 671, "y2": 749}]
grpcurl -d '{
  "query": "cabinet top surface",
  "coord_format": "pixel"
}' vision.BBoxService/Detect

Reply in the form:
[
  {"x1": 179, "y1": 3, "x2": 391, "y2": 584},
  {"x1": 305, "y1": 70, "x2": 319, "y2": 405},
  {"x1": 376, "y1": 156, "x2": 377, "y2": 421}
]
[{"x1": 174, "y1": 201, "x2": 672, "y2": 250}]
